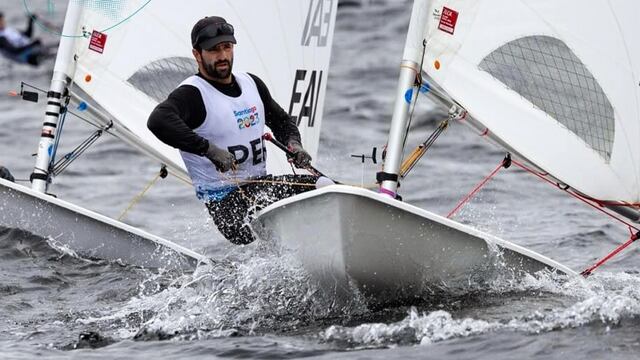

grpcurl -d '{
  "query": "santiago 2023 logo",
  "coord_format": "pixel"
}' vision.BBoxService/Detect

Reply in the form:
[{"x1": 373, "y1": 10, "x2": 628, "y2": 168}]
[{"x1": 234, "y1": 106, "x2": 260, "y2": 130}]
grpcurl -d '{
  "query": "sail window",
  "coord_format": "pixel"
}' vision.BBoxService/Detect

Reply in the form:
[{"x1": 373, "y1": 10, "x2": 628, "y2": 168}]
[
  {"x1": 479, "y1": 36, "x2": 614, "y2": 161},
  {"x1": 127, "y1": 57, "x2": 197, "y2": 103}
]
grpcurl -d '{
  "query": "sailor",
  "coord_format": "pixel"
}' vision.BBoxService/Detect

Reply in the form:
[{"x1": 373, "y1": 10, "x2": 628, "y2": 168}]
[
  {"x1": 0, "y1": 166, "x2": 15, "y2": 182},
  {"x1": 148, "y1": 16, "x2": 317, "y2": 245},
  {"x1": 0, "y1": 12, "x2": 49, "y2": 66}
]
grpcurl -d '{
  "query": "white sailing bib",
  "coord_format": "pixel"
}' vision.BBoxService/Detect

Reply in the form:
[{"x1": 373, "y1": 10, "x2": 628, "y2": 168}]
[
  {"x1": 0, "y1": 28, "x2": 31, "y2": 48},
  {"x1": 179, "y1": 73, "x2": 267, "y2": 196}
]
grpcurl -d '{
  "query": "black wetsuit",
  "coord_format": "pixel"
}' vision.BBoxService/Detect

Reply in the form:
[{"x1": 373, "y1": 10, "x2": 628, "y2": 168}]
[
  {"x1": 148, "y1": 73, "x2": 316, "y2": 244},
  {"x1": 148, "y1": 73, "x2": 302, "y2": 155},
  {"x1": 0, "y1": 166, "x2": 14, "y2": 182}
]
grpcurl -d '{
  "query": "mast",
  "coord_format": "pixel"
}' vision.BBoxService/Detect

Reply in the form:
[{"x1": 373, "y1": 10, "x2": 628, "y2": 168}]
[
  {"x1": 31, "y1": 2, "x2": 83, "y2": 193},
  {"x1": 379, "y1": 0, "x2": 430, "y2": 198}
]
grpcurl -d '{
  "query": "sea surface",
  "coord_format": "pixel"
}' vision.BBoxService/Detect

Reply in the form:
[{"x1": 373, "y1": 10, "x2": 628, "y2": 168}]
[{"x1": 2, "y1": 1, "x2": 640, "y2": 359}]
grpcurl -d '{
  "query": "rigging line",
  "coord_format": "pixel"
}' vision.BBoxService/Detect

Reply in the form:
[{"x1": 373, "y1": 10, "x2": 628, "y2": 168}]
[
  {"x1": 66, "y1": 110, "x2": 105, "y2": 130},
  {"x1": 20, "y1": 82, "x2": 47, "y2": 94},
  {"x1": 592, "y1": 200, "x2": 640, "y2": 208},
  {"x1": 23, "y1": 0, "x2": 154, "y2": 38},
  {"x1": 446, "y1": 155, "x2": 509, "y2": 219},
  {"x1": 219, "y1": 172, "x2": 319, "y2": 190},
  {"x1": 400, "y1": 117, "x2": 449, "y2": 179},
  {"x1": 580, "y1": 230, "x2": 639, "y2": 277},
  {"x1": 511, "y1": 159, "x2": 640, "y2": 232},
  {"x1": 223, "y1": 176, "x2": 376, "y2": 190},
  {"x1": 117, "y1": 168, "x2": 164, "y2": 221},
  {"x1": 48, "y1": 94, "x2": 72, "y2": 170},
  {"x1": 51, "y1": 125, "x2": 109, "y2": 176},
  {"x1": 167, "y1": 169, "x2": 192, "y2": 187},
  {"x1": 401, "y1": 39, "x2": 428, "y2": 151}
]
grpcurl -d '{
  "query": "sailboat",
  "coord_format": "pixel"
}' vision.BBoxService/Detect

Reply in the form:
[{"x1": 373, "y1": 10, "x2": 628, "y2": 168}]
[
  {"x1": 0, "y1": 1, "x2": 338, "y2": 269},
  {"x1": 254, "y1": 0, "x2": 640, "y2": 305}
]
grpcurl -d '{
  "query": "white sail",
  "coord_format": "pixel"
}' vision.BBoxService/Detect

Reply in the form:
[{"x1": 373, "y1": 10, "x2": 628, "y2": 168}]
[
  {"x1": 421, "y1": 0, "x2": 640, "y2": 203},
  {"x1": 66, "y1": 0, "x2": 337, "y2": 178}
]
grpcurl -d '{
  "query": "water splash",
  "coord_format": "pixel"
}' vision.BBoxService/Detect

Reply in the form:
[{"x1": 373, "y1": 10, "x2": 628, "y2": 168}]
[
  {"x1": 324, "y1": 308, "x2": 497, "y2": 347},
  {"x1": 75, "y1": 244, "x2": 368, "y2": 341},
  {"x1": 321, "y1": 271, "x2": 640, "y2": 348}
]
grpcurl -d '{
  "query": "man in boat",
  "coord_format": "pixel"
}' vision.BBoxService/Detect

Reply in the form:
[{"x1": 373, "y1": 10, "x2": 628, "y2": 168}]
[
  {"x1": 0, "y1": 166, "x2": 14, "y2": 182},
  {"x1": 148, "y1": 16, "x2": 317, "y2": 245},
  {"x1": 0, "y1": 12, "x2": 50, "y2": 67}
]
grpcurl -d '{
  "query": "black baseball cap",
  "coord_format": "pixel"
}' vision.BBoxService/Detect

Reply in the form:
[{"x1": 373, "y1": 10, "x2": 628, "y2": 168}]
[{"x1": 191, "y1": 16, "x2": 236, "y2": 50}]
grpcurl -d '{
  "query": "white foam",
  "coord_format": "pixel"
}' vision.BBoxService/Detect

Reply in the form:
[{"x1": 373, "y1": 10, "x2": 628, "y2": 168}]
[
  {"x1": 74, "y1": 245, "x2": 367, "y2": 339},
  {"x1": 322, "y1": 271, "x2": 640, "y2": 347},
  {"x1": 323, "y1": 308, "x2": 499, "y2": 346}
]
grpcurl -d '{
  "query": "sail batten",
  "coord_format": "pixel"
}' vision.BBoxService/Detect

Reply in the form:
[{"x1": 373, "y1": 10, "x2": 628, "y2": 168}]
[{"x1": 422, "y1": 0, "x2": 640, "y2": 202}]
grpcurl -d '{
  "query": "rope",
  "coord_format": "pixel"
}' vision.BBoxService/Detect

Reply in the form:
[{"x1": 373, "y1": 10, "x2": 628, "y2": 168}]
[
  {"x1": 400, "y1": 117, "x2": 449, "y2": 178},
  {"x1": 51, "y1": 125, "x2": 110, "y2": 177},
  {"x1": 225, "y1": 177, "x2": 319, "y2": 188},
  {"x1": 580, "y1": 230, "x2": 639, "y2": 277},
  {"x1": 117, "y1": 170, "x2": 163, "y2": 221},
  {"x1": 23, "y1": 0, "x2": 154, "y2": 38},
  {"x1": 446, "y1": 156, "x2": 509, "y2": 219},
  {"x1": 445, "y1": 154, "x2": 640, "y2": 275},
  {"x1": 506, "y1": 159, "x2": 640, "y2": 275},
  {"x1": 401, "y1": 39, "x2": 428, "y2": 151},
  {"x1": 510, "y1": 159, "x2": 640, "y2": 232},
  {"x1": 582, "y1": 199, "x2": 640, "y2": 208}
]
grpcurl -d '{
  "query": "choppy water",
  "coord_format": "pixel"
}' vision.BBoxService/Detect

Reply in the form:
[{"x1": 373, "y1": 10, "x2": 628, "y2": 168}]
[{"x1": 2, "y1": 0, "x2": 640, "y2": 359}]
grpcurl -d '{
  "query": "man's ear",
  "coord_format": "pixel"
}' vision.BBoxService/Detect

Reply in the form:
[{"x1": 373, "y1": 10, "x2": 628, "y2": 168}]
[{"x1": 192, "y1": 48, "x2": 202, "y2": 65}]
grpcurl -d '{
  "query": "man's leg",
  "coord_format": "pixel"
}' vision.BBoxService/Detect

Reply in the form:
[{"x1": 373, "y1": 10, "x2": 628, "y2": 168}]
[
  {"x1": 206, "y1": 190, "x2": 255, "y2": 245},
  {"x1": 205, "y1": 175, "x2": 318, "y2": 245}
]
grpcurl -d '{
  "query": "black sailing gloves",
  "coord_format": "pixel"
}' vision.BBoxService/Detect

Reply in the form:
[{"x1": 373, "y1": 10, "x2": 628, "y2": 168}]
[
  {"x1": 287, "y1": 140, "x2": 312, "y2": 168},
  {"x1": 205, "y1": 143, "x2": 237, "y2": 172}
]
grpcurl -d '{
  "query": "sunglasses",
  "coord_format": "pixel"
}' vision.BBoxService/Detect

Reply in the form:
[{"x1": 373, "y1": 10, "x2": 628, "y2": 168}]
[{"x1": 195, "y1": 22, "x2": 235, "y2": 47}]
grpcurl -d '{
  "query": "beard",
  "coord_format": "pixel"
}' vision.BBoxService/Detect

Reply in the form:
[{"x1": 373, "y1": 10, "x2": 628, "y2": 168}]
[{"x1": 203, "y1": 57, "x2": 233, "y2": 80}]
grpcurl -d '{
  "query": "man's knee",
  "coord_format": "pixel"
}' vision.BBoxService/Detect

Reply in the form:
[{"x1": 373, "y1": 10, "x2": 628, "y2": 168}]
[
  {"x1": 215, "y1": 219, "x2": 256, "y2": 245},
  {"x1": 227, "y1": 229, "x2": 256, "y2": 245},
  {"x1": 206, "y1": 201, "x2": 255, "y2": 245}
]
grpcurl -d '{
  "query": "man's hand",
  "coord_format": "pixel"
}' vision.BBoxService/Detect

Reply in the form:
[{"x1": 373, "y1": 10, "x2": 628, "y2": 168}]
[
  {"x1": 205, "y1": 143, "x2": 236, "y2": 172},
  {"x1": 287, "y1": 140, "x2": 312, "y2": 168}
]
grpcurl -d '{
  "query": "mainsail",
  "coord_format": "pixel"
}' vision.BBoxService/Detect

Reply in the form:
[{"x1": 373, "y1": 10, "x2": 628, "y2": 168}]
[
  {"x1": 64, "y1": 0, "x2": 337, "y2": 179},
  {"x1": 421, "y1": 0, "x2": 640, "y2": 203}
]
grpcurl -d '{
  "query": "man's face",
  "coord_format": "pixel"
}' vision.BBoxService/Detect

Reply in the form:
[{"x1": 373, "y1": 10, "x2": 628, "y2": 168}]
[
  {"x1": 0, "y1": 17, "x2": 5, "y2": 30},
  {"x1": 193, "y1": 42, "x2": 234, "y2": 82}
]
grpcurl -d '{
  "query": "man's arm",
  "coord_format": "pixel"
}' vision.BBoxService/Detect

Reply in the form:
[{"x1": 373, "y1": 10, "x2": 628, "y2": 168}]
[
  {"x1": 147, "y1": 85, "x2": 209, "y2": 155},
  {"x1": 248, "y1": 73, "x2": 301, "y2": 145},
  {"x1": 23, "y1": 15, "x2": 35, "y2": 38},
  {"x1": 248, "y1": 73, "x2": 311, "y2": 168}
]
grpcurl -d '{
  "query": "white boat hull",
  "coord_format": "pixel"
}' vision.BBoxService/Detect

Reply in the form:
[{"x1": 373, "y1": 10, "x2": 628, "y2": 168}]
[
  {"x1": 254, "y1": 185, "x2": 575, "y2": 306},
  {"x1": 0, "y1": 178, "x2": 207, "y2": 270}
]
